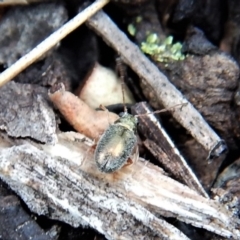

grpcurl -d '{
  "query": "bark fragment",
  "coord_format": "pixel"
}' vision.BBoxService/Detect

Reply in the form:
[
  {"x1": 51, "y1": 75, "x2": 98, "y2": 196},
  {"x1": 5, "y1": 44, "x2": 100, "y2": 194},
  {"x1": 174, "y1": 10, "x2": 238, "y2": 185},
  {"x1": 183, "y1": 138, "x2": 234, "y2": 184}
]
[
  {"x1": 49, "y1": 83, "x2": 118, "y2": 141},
  {"x1": 132, "y1": 102, "x2": 208, "y2": 197},
  {"x1": 0, "y1": 82, "x2": 57, "y2": 144},
  {"x1": 0, "y1": 132, "x2": 239, "y2": 239}
]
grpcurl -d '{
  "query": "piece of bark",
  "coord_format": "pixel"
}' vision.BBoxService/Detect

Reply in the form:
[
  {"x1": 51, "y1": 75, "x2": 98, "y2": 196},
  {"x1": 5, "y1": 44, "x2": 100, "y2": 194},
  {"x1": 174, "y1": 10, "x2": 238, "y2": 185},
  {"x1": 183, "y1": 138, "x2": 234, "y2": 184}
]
[
  {"x1": 86, "y1": 10, "x2": 226, "y2": 160},
  {"x1": 0, "y1": 3, "x2": 67, "y2": 67},
  {"x1": 132, "y1": 102, "x2": 208, "y2": 197},
  {"x1": 0, "y1": 82, "x2": 57, "y2": 144},
  {"x1": 0, "y1": 132, "x2": 239, "y2": 239}
]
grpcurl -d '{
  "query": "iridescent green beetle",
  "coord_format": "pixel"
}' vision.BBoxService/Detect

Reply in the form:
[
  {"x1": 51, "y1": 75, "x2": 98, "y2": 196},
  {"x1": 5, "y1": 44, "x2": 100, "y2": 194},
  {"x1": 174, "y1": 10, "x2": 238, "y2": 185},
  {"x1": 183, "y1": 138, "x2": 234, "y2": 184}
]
[
  {"x1": 94, "y1": 102, "x2": 185, "y2": 173},
  {"x1": 94, "y1": 57, "x2": 185, "y2": 173},
  {"x1": 94, "y1": 57, "x2": 139, "y2": 173},
  {"x1": 94, "y1": 112, "x2": 138, "y2": 173}
]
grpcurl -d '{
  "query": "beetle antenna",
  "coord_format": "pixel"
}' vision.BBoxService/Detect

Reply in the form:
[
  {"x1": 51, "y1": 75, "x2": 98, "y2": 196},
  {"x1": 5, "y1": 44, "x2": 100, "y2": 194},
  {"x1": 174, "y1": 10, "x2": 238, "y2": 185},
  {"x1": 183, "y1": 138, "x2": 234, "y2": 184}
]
[
  {"x1": 135, "y1": 103, "x2": 187, "y2": 117},
  {"x1": 116, "y1": 57, "x2": 127, "y2": 113}
]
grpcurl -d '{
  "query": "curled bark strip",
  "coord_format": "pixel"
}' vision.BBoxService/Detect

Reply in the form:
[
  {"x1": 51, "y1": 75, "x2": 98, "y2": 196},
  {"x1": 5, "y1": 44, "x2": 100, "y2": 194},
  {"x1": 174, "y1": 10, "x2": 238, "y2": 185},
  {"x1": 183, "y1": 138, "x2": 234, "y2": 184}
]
[
  {"x1": 49, "y1": 83, "x2": 118, "y2": 140},
  {"x1": 86, "y1": 10, "x2": 227, "y2": 160}
]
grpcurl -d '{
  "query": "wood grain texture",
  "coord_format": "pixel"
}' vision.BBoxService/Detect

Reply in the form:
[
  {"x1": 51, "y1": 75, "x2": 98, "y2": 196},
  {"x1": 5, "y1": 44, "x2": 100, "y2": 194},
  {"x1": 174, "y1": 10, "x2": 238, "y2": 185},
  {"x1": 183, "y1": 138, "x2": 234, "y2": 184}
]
[{"x1": 0, "y1": 132, "x2": 239, "y2": 239}]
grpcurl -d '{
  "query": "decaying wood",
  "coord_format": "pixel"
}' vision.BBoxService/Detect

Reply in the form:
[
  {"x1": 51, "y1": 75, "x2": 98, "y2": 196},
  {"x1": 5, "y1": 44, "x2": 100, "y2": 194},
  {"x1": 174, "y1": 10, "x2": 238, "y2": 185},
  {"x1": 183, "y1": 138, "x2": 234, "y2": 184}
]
[
  {"x1": 0, "y1": 0, "x2": 110, "y2": 87},
  {"x1": 0, "y1": 132, "x2": 239, "y2": 239},
  {"x1": 0, "y1": 133, "x2": 189, "y2": 240},
  {"x1": 132, "y1": 102, "x2": 208, "y2": 197},
  {"x1": 0, "y1": 82, "x2": 57, "y2": 144},
  {"x1": 86, "y1": 10, "x2": 227, "y2": 160}
]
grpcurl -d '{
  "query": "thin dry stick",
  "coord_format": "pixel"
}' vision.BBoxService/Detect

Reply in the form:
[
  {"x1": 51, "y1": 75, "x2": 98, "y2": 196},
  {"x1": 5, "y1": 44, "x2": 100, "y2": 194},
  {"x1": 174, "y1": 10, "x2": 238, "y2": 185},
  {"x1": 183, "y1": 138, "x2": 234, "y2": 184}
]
[
  {"x1": 135, "y1": 103, "x2": 187, "y2": 117},
  {"x1": 0, "y1": 0, "x2": 47, "y2": 5},
  {"x1": 0, "y1": 0, "x2": 110, "y2": 87},
  {"x1": 86, "y1": 10, "x2": 227, "y2": 159},
  {"x1": 116, "y1": 57, "x2": 127, "y2": 113}
]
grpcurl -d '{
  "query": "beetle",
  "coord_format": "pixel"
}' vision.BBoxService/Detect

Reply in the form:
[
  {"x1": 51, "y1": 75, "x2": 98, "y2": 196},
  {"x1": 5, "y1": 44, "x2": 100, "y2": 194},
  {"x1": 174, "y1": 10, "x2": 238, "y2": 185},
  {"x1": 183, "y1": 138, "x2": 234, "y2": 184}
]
[
  {"x1": 94, "y1": 111, "x2": 138, "y2": 173},
  {"x1": 94, "y1": 57, "x2": 186, "y2": 173}
]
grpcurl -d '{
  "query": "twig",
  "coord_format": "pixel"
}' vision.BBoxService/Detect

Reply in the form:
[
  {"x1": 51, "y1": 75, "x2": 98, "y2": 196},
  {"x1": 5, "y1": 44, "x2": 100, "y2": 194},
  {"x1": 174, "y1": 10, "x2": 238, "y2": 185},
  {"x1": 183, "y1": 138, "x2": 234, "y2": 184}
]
[
  {"x1": 0, "y1": 0, "x2": 110, "y2": 87},
  {"x1": 0, "y1": 0, "x2": 48, "y2": 5},
  {"x1": 86, "y1": 10, "x2": 227, "y2": 160}
]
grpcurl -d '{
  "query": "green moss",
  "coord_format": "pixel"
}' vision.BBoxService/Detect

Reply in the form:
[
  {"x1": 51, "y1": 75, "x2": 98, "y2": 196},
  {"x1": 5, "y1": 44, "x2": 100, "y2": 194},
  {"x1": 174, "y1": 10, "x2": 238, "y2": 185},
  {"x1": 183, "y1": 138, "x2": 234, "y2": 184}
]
[{"x1": 141, "y1": 34, "x2": 185, "y2": 62}]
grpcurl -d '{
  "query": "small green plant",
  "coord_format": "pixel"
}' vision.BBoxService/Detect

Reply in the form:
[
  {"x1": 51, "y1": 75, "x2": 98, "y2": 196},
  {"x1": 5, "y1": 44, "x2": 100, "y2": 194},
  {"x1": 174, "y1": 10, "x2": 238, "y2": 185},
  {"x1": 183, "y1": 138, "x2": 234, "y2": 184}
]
[
  {"x1": 141, "y1": 34, "x2": 185, "y2": 62},
  {"x1": 127, "y1": 24, "x2": 136, "y2": 36},
  {"x1": 127, "y1": 16, "x2": 142, "y2": 37}
]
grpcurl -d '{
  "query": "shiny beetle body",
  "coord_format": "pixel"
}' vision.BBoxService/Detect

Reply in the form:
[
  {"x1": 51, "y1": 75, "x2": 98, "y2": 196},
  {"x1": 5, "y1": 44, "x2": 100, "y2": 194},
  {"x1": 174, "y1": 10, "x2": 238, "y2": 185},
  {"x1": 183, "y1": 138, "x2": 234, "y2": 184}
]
[{"x1": 94, "y1": 112, "x2": 138, "y2": 173}]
